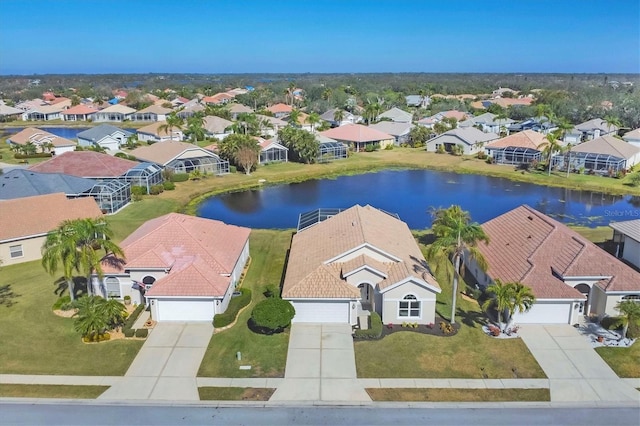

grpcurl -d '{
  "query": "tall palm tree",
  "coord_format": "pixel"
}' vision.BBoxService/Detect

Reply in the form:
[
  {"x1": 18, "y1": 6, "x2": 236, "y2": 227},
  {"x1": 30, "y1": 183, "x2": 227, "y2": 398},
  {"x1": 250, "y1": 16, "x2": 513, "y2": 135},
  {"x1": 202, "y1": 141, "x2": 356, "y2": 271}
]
[
  {"x1": 42, "y1": 222, "x2": 80, "y2": 301},
  {"x1": 602, "y1": 114, "x2": 622, "y2": 134},
  {"x1": 289, "y1": 109, "x2": 301, "y2": 127},
  {"x1": 482, "y1": 279, "x2": 512, "y2": 328},
  {"x1": 186, "y1": 115, "x2": 205, "y2": 143},
  {"x1": 565, "y1": 143, "x2": 574, "y2": 178},
  {"x1": 541, "y1": 133, "x2": 562, "y2": 176},
  {"x1": 333, "y1": 109, "x2": 345, "y2": 126},
  {"x1": 494, "y1": 112, "x2": 509, "y2": 136},
  {"x1": 509, "y1": 282, "x2": 536, "y2": 326},
  {"x1": 158, "y1": 112, "x2": 184, "y2": 141},
  {"x1": 425, "y1": 205, "x2": 490, "y2": 325},
  {"x1": 307, "y1": 112, "x2": 320, "y2": 133},
  {"x1": 614, "y1": 300, "x2": 640, "y2": 339}
]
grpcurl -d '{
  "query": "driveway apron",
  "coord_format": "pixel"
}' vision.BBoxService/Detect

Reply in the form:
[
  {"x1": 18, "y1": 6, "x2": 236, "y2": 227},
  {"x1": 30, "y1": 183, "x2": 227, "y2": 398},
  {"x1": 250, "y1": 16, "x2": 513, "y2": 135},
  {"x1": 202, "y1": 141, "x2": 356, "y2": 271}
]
[
  {"x1": 98, "y1": 322, "x2": 212, "y2": 401},
  {"x1": 519, "y1": 325, "x2": 640, "y2": 403},
  {"x1": 270, "y1": 323, "x2": 371, "y2": 402}
]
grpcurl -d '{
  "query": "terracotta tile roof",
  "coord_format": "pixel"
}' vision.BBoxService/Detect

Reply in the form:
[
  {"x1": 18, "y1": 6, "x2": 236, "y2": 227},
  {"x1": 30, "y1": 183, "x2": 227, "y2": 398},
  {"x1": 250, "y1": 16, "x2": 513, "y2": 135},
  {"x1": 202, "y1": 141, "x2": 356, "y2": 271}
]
[
  {"x1": 61, "y1": 104, "x2": 99, "y2": 115},
  {"x1": 267, "y1": 103, "x2": 292, "y2": 114},
  {"x1": 282, "y1": 205, "x2": 440, "y2": 299},
  {"x1": 102, "y1": 213, "x2": 250, "y2": 297},
  {"x1": 341, "y1": 254, "x2": 388, "y2": 277},
  {"x1": 485, "y1": 130, "x2": 548, "y2": 149},
  {"x1": 0, "y1": 193, "x2": 102, "y2": 242},
  {"x1": 29, "y1": 151, "x2": 138, "y2": 178},
  {"x1": 490, "y1": 97, "x2": 533, "y2": 108},
  {"x1": 8, "y1": 127, "x2": 76, "y2": 147},
  {"x1": 130, "y1": 141, "x2": 218, "y2": 165},
  {"x1": 478, "y1": 205, "x2": 640, "y2": 298},
  {"x1": 319, "y1": 124, "x2": 394, "y2": 143},
  {"x1": 441, "y1": 110, "x2": 468, "y2": 121}
]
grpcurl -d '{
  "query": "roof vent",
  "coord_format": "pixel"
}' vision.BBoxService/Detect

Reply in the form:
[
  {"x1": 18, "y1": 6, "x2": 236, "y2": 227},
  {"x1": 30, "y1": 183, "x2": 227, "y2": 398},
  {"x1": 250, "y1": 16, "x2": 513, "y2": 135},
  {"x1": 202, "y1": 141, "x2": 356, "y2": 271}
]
[
  {"x1": 352, "y1": 221, "x2": 355, "y2": 226},
  {"x1": 527, "y1": 215, "x2": 534, "y2": 221},
  {"x1": 527, "y1": 235, "x2": 532, "y2": 239}
]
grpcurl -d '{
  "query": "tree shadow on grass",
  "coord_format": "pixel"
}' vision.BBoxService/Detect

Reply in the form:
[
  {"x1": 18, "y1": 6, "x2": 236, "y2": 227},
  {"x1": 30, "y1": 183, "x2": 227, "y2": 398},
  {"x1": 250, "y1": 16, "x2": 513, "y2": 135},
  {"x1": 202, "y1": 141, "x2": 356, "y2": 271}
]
[
  {"x1": 53, "y1": 276, "x2": 88, "y2": 299},
  {"x1": 456, "y1": 306, "x2": 488, "y2": 329},
  {"x1": 0, "y1": 284, "x2": 20, "y2": 307}
]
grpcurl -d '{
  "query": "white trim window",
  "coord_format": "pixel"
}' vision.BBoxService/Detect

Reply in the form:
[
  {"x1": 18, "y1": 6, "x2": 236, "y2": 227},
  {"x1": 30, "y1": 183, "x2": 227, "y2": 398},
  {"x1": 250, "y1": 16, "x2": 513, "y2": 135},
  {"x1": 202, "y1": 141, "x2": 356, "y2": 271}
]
[
  {"x1": 9, "y1": 244, "x2": 23, "y2": 258},
  {"x1": 105, "y1": 277, "x2": 121, "y2": 298},
  {"x1": 399, "y1": 294, "x2": 420, "y2": 318}
]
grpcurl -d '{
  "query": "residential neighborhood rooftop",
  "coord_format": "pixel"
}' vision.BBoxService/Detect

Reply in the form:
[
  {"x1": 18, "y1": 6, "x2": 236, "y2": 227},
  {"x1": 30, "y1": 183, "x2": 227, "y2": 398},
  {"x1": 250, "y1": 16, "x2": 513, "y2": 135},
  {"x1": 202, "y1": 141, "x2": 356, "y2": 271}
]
[
  {"x1": 29, "y1": 151, "x2": 140, "y2": 178},
  {"x1": 609, "y1": 219, "x2": 640, "y2": 244},
  {"x1": 570, "y1": 135, "x2": 640, "y2": 159},
  {"x1": 485, "y1": 130, "x2": 548, "y2": 149},
  {"x1": 319, "y1": 123, "x2": 393, "y2": 143},
  {"x1": 0, "y1": 169, "x2": 96, "y2": 199}
]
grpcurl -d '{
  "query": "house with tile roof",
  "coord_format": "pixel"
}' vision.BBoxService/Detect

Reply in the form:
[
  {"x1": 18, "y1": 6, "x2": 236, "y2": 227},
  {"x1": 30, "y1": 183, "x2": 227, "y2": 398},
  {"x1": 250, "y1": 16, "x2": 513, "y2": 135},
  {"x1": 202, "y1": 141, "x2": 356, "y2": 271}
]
[
  {"x1": 319, "y1": 123, "x2": 394, "y2": 151},
  {"x1": 610, "y1": 219, "x2": 640, "y2": 271},
  {"x1": 320, "y1": 108, "x2": 362, "y2": 127},
  {"x1": 622, "y1": 128, "x2": 640, "y2": 148},
  {"x1": 266, "y1": 103, "x2": 292, "y2": 118},
  {"x1": 203, "y1": 115, "x2": 233, "y2": 140},
  {"x1": 77, "y1": 124, "x2": 133, "y2": 151},
  {"x1": 21, "y1": 104, "x2": 65, "y2": 121},
  {"x1": 93, "y1": 104, "x2": 136, "y2": 123},
  {"x1": 136, "y1": 121, "x2": 184, "y2": 142},
  {"x1": 0, "y1": 169, "x2": 96, "y2": 200},
  {"x1": 377, "y1": 107, "x2": 413, "y2": 123},
  {"x1": 0, "y1": 193, "x2": 102, "y2": 266},
  {"x1": 469, "y1": 205, "x2": 640, "y2": 324},
  {"x1": 61, "y1": 104, "x2": 99, "y2": 121},
  {"x1": 130, "y1": 105, "x2": 173, "y2": 122},
  {"x1": 97, "y1": 213, "x2": 250, "y2": 322},
  {"x1": 552, "y1": 135, "x2": 640, "y2": 173},
  {"x1": 255, "y1": 114, "x2": 288, "y2": 137},
  {"x1": 484, "y1": 130, "x2": 548, "y2": 165},
  {"x1": 459, "y1": 112, "x2": 515, "y2": 134},
  {"x1": 228, "y1": 103, "x2": 254, "y2": 120},
  {"x1": 425, "y1": 127, "x2": 498, "y2": 155},
  {"x1": 282, "y1": 205, "x2": 441, "y2": 325},
  {"x1": 7, "y1": 127, "x2": 76, "y2": 155},
  {"x1": 0, "y1": 102, "x2": 24, "y2": 121},
  {"x1": 369, "y1": 121, "x2": 413, "y2": 145},
  {"x1": 256, "y1": 137, "x2": 288, "y2": 164},
  {"x1": 563, "y1": 118, "x2": 619, "y2": 145},
  {"x1": 130, "y1": 141, "x2": 229, "y2": 175}
]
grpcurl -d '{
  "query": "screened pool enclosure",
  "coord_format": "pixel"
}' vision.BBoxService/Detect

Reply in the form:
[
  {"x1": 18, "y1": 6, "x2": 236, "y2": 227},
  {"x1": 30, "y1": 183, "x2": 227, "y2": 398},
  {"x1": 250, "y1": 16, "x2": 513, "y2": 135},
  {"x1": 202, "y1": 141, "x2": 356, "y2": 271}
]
[
  {"x1": 86, "y1": 180, "x2": 131, "y2": 214},
  {"x1": 317, "y1": 141, "x2": 348, "y2": 163},
  {"x1": 490, "y1": 147, "x2": 542, "y2": 165},
  {"x1": 121, "y1": 162, "x2": 163, "y2": 193},
  {"x1": 552, "y1": 152, "x2": 627, "y2": 174},
  {"x1": 166, "y1": 154, "x2": 230, "y2": 175}
]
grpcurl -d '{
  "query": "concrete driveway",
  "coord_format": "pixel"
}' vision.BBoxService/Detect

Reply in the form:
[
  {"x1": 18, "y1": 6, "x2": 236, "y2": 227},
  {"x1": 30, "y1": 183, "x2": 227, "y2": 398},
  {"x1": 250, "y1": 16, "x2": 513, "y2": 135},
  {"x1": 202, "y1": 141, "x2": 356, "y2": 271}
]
[
  {"x1": 99, "y1": 322, "x2": 212, "y2": 401},
  {"x1": 270, "y1": 323, "x2": 370, "y2": 402},
  {"x1": 519, "y1": 324, "x2": 640, "y2": 402}
]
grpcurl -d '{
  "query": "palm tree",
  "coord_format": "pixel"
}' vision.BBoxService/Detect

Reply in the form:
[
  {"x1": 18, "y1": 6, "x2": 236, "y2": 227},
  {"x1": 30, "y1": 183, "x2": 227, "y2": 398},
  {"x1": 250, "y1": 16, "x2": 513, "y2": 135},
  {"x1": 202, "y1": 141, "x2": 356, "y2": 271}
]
[
  {"x1": 42, "y1": 222, "x2": 80, "y2": 301},
  {"x1": 602, "y1": 114, "x2": 622, "y2": 134},
  {"x1": 494, "y1": 112, "x2": 509, "y2": 136},
  {"x1": 186, "y1": 115, "x2": 205, "y2": 143},
  {"x1": 100, "y1": 297, "x2": 127, "y2": 329},
  {"x1": 158, "y1": 112, "x2": 184, "y2": 141},
  {"x1": 425, "y1": 205, "x2": 490, "y2": 325},
  {"x1": 73, "y1": 296, "x2": 108, "y2": 340},
  {"x1": 565, "y1": 143, "x2": 573, "y2": 178},
  {"x1": 289, "y1": 109, "x2": 301, "y2": 127},
  {"x1": 482, "y1": 279, "x2": 512, "y2": 329},
  {"x1": 541, "y1": 133, "x2": 562, "y2": 175},
  {"x1": 307, "y1": 112, "x2": 320, "y2": 133},
  {"x1": 333, "y1": 109, "x2": 345, "y2": 126},
  {"x1": 508, "y1": 282, "x2": 535, "y2": 327},
  {"x1": 614, "y1": 300, "x2": 640, "y2": 339}
]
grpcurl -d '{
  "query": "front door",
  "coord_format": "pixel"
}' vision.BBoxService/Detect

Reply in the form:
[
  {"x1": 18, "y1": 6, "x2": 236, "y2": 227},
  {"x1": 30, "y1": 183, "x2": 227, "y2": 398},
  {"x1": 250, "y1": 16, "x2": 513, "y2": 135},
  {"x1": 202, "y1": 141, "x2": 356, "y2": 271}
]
[{"x1": 358, "y1": 283, "x2": 372, "y2": 311}]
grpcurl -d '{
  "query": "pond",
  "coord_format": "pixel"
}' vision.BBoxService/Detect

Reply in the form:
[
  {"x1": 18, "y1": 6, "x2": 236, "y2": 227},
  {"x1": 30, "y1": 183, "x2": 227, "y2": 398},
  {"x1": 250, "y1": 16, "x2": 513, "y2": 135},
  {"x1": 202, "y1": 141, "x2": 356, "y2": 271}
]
[
  {"x1": 0, "y1": 127, "x2": 136, "y2": 140},
  {"x1": 196, "y1": 169, "x2": 640, "y2": 229}
]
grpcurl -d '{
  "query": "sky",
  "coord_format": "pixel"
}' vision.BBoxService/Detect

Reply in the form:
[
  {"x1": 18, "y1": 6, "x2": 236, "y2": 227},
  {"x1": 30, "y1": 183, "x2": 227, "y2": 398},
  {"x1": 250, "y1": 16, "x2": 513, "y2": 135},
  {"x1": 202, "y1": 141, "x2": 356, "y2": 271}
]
[{"x1": 1, "y1": 0, "x2": 639, "y2": 75}]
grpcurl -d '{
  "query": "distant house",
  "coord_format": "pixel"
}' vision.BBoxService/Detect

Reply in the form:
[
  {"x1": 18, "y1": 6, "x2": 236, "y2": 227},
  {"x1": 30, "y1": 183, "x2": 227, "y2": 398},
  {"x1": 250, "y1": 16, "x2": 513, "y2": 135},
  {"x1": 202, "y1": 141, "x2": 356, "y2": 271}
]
[
  {"x1": 288, "y1": 112, "x2": 314, "y2": 132},
  {"x1": 552, "y1": 135, "x2": 640, "y2": 173},
  {"x1": 203, "y1": 116, "x2": 233, "y2": 140},
  {"x1": 610, "y1": 219, "x2": 640, "y2": 270},
  {"x1": 0, "y1": 169, "x2": 96, "y2": 200},
  {"x1": 319, "y1": 123, "x2": 395, "y2": 151},
  {"x1": 93, "y1": 104, "x2": 136, "y2": 122},
  {"x1": 0, "y1": 102, "x2": 28, "y2": 121},
  {"x1": 320, "y1": 108, "x2": 361, "y2": 127},
  {"x1": 0, "y1": 193, "x2": 102, "y2": 266},
  {"x1": 176, "y1": 101, "x2": 205, "y2": 119},
  {"x1": 8, "y1": 127, "x2": 76, "y2": 155},
  {"x1": 203, "y1": 92, "x2": 234, "y2": 105},
  {"x1": 228, "y1": 104, "x2": 254, "y2": 120},
  {"x1": 282, "y1": 205, "x2": 441, "y2": 325},
  {"x1": 425, "y1": 127, "x2": 498, "y2": 155},
  {"x1": 492, "y1": 87, "x2": 518, "y2": 97},
  {"x1": 21, "y1": 104, "x2": 64, "y2": 121},
  {"x1": 459, "y1": 112, "x2": 514, "y2": 134},
  {"x1": 137, "y1": 122, "x2": 184, "y2": 143},
  {"x1": 369, "y1": 121, "x2": 413, "y2": 145},
  {"x1": 130, "y1": 105, "x2": 172, "y2": 122},
  {"x1": 256, "y1": 114, "x2": 288, "y2": 137},
  {"x1": 96, "y1": 213, "x2": 250, "y2": 321},
  {"x1": 77, "y1": 124, "x2": 133, "y2": 151},
  {"x1": 623, "y1": 128, "x2": 640, "y2": 148},
  {"x1": 377, "y1": 107, "x2": 412, "y2": 123},
  {"x1": 484, "y1": 130, "x2": 548, "y2": 165},
  {"x1": 257, "y1": 137, "x2": 288, "y2": 164},
  {"x1": 470, "y1": 205, "x2": 640, "y2": 324},
  {"x1": 418, "y1": 110, "x2": 468, "y2": 129},
  {"x1": 61, "y1": 104, "x2": 98, "y2": 122},
  {"x1": 564, "y1": 118, "x2": 619, "y2": 144},
  {"x1": 130, "y1": 141, "x2": 229, "y2": 175},
  {"x1": 266, "y1": 103, "x2": 292, "y2": 118},
  {"x1": 405, "y1": 95, "x2": 430, "y2": 108},
  {"x1": 508, "y1": 117, "x2": 557, "y2": 135}
]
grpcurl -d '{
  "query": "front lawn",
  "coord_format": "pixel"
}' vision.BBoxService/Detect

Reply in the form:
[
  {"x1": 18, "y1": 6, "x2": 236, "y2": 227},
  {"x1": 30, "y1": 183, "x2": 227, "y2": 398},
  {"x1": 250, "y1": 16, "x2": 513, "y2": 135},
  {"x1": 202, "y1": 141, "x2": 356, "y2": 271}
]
[
  {"x1": 198, "y1": 387, "x2": 275, "y2": 401},
  {"x1": 354, "y1": 232, "x2": 546, "y2": 379},
  {"x1": 596, "y1": 345, "x2": 640, "y2": 378},
  {"x1": 0, "y1": 261, "x2": 144, "y2": 375},
  {"x1": 197, "y1": 230, "x2": 291, "y2": 378},
  {"x1": 0, "y1": 384, "x2": 109, "y2": 399},
  {"x1": 366, "y1": 388, "x2": 550, "y2": 402}
]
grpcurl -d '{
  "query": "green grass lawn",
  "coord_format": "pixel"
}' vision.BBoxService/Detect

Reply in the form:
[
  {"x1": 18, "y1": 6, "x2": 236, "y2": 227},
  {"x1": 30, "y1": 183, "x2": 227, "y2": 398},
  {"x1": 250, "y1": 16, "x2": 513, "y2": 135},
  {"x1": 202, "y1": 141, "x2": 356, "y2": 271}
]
[
  {"x1": 354, "y1": 233, "x2": 546, "y2": 379},
  {"x1": 0, "y1": 261, "x2": 144, "y2": 375},
  {"x1": 107, "y1": 197, "x2": 179, "y2": 243},
  {"x1": 595, "y1": 345, "x2": 640, "y2": 378},
  {"x1": 197, "y1": 230, "x2": 291, "y2": 378},
  {"x1": 0, "y1": 384, "x2": 109, "y2": 399},
  {"x1": 366, "y1": 388, "x2": 550, "y2": 402},
  {"x1": 198, "y1": 387, "x2": 275, "y2": 401}
]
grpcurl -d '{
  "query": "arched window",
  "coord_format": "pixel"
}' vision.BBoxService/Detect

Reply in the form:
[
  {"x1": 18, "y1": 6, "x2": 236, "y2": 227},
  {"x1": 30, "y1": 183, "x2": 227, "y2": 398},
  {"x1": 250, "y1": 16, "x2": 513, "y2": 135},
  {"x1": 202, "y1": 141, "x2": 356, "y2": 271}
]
[
  {"x1": 142, "y1": 276, "x2": 156, "y2": 290},
  {"x1": 105, "y1": 277, "x2": 120, "y2": 298},
  {"x1": 399, "y1": 294, "x2": 420, "y2": 318}
]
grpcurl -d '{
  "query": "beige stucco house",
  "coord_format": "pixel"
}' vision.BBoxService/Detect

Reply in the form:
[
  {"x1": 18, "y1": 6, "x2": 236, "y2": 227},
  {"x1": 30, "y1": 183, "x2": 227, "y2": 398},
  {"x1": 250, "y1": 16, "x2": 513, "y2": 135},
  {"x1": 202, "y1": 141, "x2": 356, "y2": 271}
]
[{"x1": 282, "y1": 205, "x2": 441, "y2": 326}]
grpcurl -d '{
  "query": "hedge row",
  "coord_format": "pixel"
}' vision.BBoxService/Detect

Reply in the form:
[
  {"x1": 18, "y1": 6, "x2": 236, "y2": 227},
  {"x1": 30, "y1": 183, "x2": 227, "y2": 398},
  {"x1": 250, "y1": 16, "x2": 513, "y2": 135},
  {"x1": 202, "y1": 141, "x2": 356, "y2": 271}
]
[
  {"x1": 354, "y1": 312, "x2": 383, "y2": 339},
  {"x1": 213, "y1": 288, "x2": 252, "y2": 328},
  {"x1": 122, "y1": 303, "x2": 146, "y2": 338},
  {"x1": 14, "y1": 153, "x2": 53, "y2": 159},
  {"x1": 171, "y1": 173, "x2": 189, "y2": 182}
]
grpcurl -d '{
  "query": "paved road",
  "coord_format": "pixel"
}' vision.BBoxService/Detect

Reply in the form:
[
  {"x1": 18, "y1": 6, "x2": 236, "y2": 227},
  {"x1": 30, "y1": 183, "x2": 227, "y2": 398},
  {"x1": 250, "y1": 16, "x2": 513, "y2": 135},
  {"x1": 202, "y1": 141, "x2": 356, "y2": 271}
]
[{"x1": 2, "y1": 402, "x2": 639, "y2": 425}]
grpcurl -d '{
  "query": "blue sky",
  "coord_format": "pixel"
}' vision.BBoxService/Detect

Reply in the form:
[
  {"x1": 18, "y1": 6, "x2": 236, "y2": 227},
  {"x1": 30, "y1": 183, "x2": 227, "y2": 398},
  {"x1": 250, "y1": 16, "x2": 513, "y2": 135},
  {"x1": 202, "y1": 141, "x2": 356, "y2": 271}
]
[{"x1": 1, "y1": 0, "x2": 638, "y2": 74}]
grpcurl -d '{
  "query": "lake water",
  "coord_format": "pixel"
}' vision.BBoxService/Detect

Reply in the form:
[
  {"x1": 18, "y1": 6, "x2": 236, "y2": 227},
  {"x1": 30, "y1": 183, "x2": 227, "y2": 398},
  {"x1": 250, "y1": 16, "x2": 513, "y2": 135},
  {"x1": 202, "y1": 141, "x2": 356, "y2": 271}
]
[
  {"x1": 197, "y1": 169, "x2": 640, "y2": 229},
  {"x1": 0, "y1": 127, "x2": 136, "y2": 140}
]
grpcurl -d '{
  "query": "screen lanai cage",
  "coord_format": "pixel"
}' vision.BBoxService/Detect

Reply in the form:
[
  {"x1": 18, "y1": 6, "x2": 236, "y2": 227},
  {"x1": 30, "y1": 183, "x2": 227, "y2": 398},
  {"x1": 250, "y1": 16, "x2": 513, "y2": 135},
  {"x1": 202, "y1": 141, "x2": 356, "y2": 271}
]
[
  {"x1": 317, "y1": 141, "x2": 348, "y2": 163},
  {"x1": 552, "y1": 151, "x2": 627, "y2": 174},
  {"x1": 121, "y1": 162, "x2": 163, "y2": 193},
  {"x1": 166, "y1": 154, "x2": 230, "y2": 175},
  {"x1": 86, "y1": 179, "x2": 131, "y2": 214},
  {"x1": 491, "y1": 147, "x2": 542, "y2": 165}
]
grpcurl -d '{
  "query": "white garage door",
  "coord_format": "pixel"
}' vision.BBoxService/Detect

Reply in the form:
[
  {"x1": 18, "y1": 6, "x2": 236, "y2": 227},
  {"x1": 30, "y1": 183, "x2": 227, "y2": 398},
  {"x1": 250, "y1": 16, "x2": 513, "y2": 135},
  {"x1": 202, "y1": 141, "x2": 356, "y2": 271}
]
[
  {"x1": 101, "y1": 140, "x2": 119, "y2": 151},
  {"x1": 512, "y1": 302, "x2": 572, "y2": 324},
  {"x1": 156, "y1": 299, "x2": 214, "y2": 322},
  {"x1": 291, "y1": 301, "x2": 350, "y2": 323}
]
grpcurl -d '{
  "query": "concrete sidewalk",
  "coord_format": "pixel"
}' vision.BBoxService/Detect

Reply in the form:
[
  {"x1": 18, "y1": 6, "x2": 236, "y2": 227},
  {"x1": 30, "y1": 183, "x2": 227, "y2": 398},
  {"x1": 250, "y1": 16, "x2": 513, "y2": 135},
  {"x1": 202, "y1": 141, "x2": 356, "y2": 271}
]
[{"x1": 519, "y1": 324, "x2": 640, "y2": 403}]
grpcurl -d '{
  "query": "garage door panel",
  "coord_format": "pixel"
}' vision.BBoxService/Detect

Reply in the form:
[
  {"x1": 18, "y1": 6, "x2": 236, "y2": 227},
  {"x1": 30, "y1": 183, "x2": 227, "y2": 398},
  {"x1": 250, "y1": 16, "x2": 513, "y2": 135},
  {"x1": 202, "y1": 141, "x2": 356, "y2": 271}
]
[
  {"x1": 291, "y1": 301, "x2": 349, "y2": 323},
  {"x1": 513, "y1": 302, "x2": 572, "y2": 324},
  {"x1": 157, "y1": 299, "x2": 214, "y2": 322}
]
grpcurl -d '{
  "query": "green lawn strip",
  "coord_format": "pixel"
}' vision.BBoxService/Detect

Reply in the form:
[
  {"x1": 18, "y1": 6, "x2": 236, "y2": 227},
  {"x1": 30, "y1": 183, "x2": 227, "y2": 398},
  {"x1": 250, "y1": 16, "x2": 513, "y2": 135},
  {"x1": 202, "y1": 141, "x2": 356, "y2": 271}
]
[
  {"x1": 595, "y1": 345, "x2": 640, "y2": 378},
  {"x1": 106, "y1": 197, "x2": 179, "y2": 243},
  {"x1": 366, "y1": 388, "x2": 550, "y2": 402},
  {"x1": 197, "y1": 230, "x2": 291, "y2": 378},
  {"x1": 0, "y1": 384, "x2": 109, "y2": 399},
  {"x1": 0, "y1": 261, "x2": 144, "y2": 375},
  {"x1": 198, "y1": 387, "x2": 275, "y2": 401}
]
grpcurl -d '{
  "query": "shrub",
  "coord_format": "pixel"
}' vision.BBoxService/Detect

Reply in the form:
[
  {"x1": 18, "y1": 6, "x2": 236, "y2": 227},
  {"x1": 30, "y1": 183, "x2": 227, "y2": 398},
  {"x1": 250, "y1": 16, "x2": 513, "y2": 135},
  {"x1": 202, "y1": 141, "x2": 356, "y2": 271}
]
[
  {"x1": 114, "y1": 152, "x2": 136, "y2": 161},
  {"x1": 436, "y1": 145, "x2": 445, "y2": 154},
  {"x1": 250, "y1": 298, "x2": 295, "y2": 334},
  {"x1": 14, "y1": 152, "x2": 53, "y2": 159},
  {"x1": 440, "y1": 321, "x2": 455, "y2": 335},
  {"x1": 124, "y1": 304, "x2": 145, "y2": 331},
  {"x1": 162, "y1": 168, "x2": 174, "y2": 182},
  {"x1": 627, "y1": 319, "x2": 640, "y2": 339},
  {"x1": 600, "y1": 316, "x2": 621, "y2": 330},
  {"x1": 263, "y1": 285, "x2": 280, "y2": 298},
  {"x1": 354, "y1": 312, "x2": 383, "y2": 339},
  {"x1": 149, "y1": 184, "x2": 164, "y2": 195},
  {"x1": 213, "y1": 288, "x2": 252, "y2": 328},
  {"x1": 52, "y1": 295, "x2": 72, "y2": 311},
  {"x1": 384, "y1": 144, "x2": 394, "y2": 150},
  {"x1": 135, "y1": 328, "x2": 149, "y2": 338},
  {"x1": 162, "y1": 181, "x2": 176, "y2": 191},
  {"x1": 171, "y1": 173, "x2": 189, "y2": 182},
  {"x1": 132, "y1": 193, "x2": 143, "y2": 202},
  {"x1": 229, "y1": 165, "x2": 237, "y2": 173},
  {"x1": 131, "y1": 186, "x2": 147, "y2": 196},
  {"x1": 83, "y1": 333, "x2": 111, "y2": 343},
  {"x1": 629, "y1": 173, "x2": 640, "y2": 187},
  {"x1": 123, "y1": 328, "x2": 135, "y2": 338}
]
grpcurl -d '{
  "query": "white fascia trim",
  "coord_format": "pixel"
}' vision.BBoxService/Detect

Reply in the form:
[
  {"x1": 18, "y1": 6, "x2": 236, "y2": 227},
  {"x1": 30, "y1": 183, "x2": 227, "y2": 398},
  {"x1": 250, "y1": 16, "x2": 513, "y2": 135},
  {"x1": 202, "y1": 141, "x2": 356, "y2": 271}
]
[
  {"x1": 1, "y1": 232, "x2": 48, "y2": 243},
  {"x1": 342, "y1": 265, "x2": 387, "y2": 279},
  {"x1": 146, "y1": 295, "x2": 220, "y2": 300},
  {"x1": 603, "y1": 291, "x2": 640, "y2": 295},
  {"x1": 126, "y1": 267, "x2": 170, "y2": 272},
  {"x1": 169, "y1": 147, "x2": 214, "y2": 165},
  {"x1": 286, "y1": 298, "x2": 355, "y2": 302},
  {"x1": 324, "y1": 243, "x2": 401, "y2": 264},
  {"x1": 380, "y1": 277, "x2": 442, "y2": 294},
  {"x1": 535, "y1": 298, "x2": 586, "y2": 302},
  {"x1": 562, "y1": 275, "x2": 613, "y2": 281}
]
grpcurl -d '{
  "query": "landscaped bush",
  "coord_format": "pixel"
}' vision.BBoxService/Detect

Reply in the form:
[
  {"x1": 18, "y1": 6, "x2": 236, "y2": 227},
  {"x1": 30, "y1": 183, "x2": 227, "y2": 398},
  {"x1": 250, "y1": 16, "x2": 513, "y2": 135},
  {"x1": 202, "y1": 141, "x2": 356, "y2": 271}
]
[
  {"x1": 135, "y1": 328, "x2": 148, "y2": 338},
  {"x1": 52, "y1": 295, "x2": 72, "y2": 311},
  {"x1": 123, "y1": 303, "x2": 145, "y2": 334},
  {"x1": 627, "y1": 319, "x2": 640, "y2": 339},
  {"x1": 14, "y1": 153, "x2": 53, "y2": 159},
  {"x1": 123, "y1": 328, "x2": 135, "y2": 338},
  {"x1": 149, "y1": 184, "x2": 164, "y2": 195},
  {"x1": 250, "y1": 298, "x2": 295, "y2": 334},
  {"x1": 171, "y1": 173, "x2": 189, "y2": 182},
  {"x1": 354, "y1": 312, "x2": 383, "y2": 339},
  {"x1": 131, "y1": 186, "x2": 147, "y2": 196},
  {"x1": 213, "y1": 288, "x2": 252, "y2": 328},
  {"x1": 229, "y1": 165, "x2": 237, "y2": 173},
  {"x1": 114, "y1": 152, "x2": 136, "y2": 161},
  {"x1": 82, "y1": 333, "x2": 111, "y2": 343},
  {"x1": 601, "y1": 316, "x2": 621, "y2": 330},
  {"x1": 162, "y1": 181, "x2": 176, "y2": 190},
  {"x1": 263, "y1": 285, "x2": 280, "y2": 298}
]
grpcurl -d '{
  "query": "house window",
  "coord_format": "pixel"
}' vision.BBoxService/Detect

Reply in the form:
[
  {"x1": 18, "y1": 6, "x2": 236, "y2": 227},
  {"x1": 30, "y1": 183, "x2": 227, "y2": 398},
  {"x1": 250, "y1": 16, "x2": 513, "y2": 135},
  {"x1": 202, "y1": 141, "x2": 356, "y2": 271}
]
[
  {"x1": 105, "y1": 277, "x2": 120, "y2": 298},
  {"x1": 399, "y1": 294, "x2": 420, "y2": 318},
  {"x1": 622, "y1": 295, "x2": 640, "y2": 301},
  {"x1": 9, "y1": 245, "x2": 23, "y2": 258}
]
